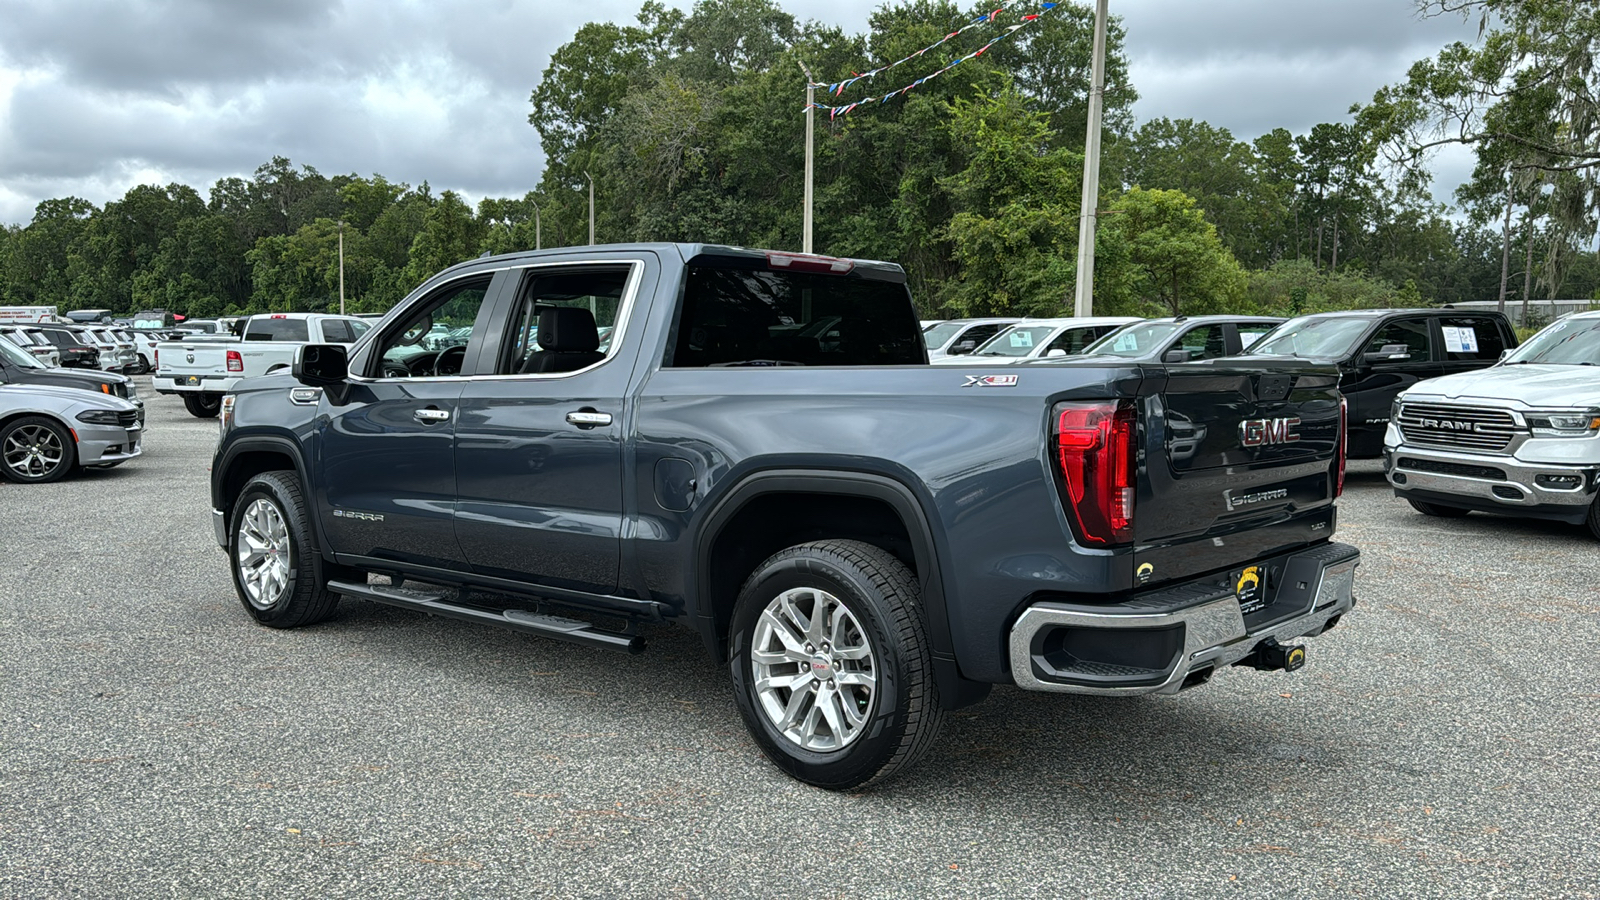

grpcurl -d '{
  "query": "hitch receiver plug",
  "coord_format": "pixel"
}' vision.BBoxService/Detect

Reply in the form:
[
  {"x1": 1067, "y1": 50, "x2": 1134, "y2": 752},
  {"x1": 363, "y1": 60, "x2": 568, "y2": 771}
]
[{"x1": 1235, "y1": 637, "x2": 1306, "y2": 673}]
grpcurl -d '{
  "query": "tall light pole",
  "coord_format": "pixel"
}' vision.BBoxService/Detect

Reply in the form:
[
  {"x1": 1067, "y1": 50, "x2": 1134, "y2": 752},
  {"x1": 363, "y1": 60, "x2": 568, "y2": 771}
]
[
  {"x1": 337, "y1": 218, "x2": 346, "y2": 315},
  {"x1": 1072, "y1": 0, "x2": 1110, "y2": 317},
  {"x1": 530, "y1": 196, "x2": 542, "y2": 250},
  {"x1": 798, "y1": 60, "x2": 815, "y2": 254},
  {"x1": 584, "y1": 170, "x2": 595, "y2": 246}
]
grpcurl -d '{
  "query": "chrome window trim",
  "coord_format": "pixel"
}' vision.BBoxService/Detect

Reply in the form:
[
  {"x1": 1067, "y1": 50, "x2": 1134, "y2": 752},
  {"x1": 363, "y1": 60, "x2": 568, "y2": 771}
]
[{"x1": 351, "y1": 258, "x2": 646, "y2": 385}]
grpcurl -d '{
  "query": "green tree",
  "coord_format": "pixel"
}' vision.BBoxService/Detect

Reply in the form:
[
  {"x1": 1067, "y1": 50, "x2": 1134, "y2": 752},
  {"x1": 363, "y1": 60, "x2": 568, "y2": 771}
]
[
  {"x1": 3, "y1": 197, "x2": 96, "y2": 305},
  {"x1": 1096, "y1": 188, "x2": 1248, "y2": 316},
  {"x1": 940, "y1": 82, "x2": 1083, "y2": 316},
  {"x1": 400, "y1": 191, "x2": 486, "y2": 289}
]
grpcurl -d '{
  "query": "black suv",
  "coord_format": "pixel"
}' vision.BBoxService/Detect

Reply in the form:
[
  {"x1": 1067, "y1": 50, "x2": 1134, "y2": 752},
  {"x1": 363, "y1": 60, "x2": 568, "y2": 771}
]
[
  {"x1": 34, "y1": 326, "x2": 101, "y2": 369},
  {"x1": 1244, "y1": 308, "x2": 1518, "y2": 458}
]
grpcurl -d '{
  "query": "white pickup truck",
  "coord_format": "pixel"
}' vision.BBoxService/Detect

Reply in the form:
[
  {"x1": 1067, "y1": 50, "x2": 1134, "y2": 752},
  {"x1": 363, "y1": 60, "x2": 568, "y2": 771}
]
[
  {"x1": 1386, "y1": 309, "x2": 1600, "y2": 539},
  {"x1": 155, "y1": 313, "x2": 371, "y2": 417}
]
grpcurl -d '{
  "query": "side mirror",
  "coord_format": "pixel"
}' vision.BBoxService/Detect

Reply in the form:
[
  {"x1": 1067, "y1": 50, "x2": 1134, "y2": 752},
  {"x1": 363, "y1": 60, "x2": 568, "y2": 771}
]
[
  {"x1": 1498, "y1": 348, "x2": 1513, "y2": 363},
  {"x1": 1046, "y1": 349, "x2": 1068, "y2": 358},
  {"x1": 294, "y1": 344, "x2": 348, "y2": 387},
  {"x1": 950, "y1": 340, "x2": 978, "y2": 356},
  {"x1": 1163, "y1": 349, "x2": 1192, "y2": 363},
  {"x1": 1362, "y1": 343, "x2": 1412, "y2": 364}
]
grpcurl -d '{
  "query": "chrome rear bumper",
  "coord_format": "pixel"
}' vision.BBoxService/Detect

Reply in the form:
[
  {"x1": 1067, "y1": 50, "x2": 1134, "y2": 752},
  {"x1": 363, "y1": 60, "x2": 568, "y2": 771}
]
[{"x1": 1008, "y1": 542, "x2": 1359, "y2": 695}]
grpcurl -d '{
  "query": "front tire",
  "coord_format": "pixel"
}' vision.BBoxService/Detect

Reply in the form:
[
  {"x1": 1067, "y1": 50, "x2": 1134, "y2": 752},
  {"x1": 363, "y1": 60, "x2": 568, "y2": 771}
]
[
  {"x1": 229, "y1": 471, "x2": 342, "y2": 628},
  {"x1": 728, "y1": 540, "x2": 944, "y2": 791},
  {"x1": 183, "y1": 393, "x2": 222, "y2": 418},
  {"x1": 0, "y1": 416, "x2": 77, "y2": 484},
  {"x1": 1586, "y1": 498, "x2": 1600, "y2": 541},
  {"x1": 1407, "y1": 498, "x2": 1471, "y2": 518}
]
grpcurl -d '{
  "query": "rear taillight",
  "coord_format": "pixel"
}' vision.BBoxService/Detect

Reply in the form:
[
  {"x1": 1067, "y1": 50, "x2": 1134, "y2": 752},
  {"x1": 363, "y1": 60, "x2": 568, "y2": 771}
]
[
  {"x1": 153, "y1": 348, "x2": 159, "y2": 368},
  {"x1": 1053, "y1": 401, "x2": 1137, "y2": 545},
  {"x1": 227, "y1": 349, "x2": 243, "y2": 372},
  {"x1": 1334, "y1": 396, "x2": 1348, "y2": 499}
]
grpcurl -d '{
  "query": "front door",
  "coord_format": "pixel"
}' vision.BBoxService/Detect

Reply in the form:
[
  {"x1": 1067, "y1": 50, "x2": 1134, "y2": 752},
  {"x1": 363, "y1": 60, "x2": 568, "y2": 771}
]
[
  {"x1": 1343, "y1": 316, "x2": 1443, "y2": 455},
  {"x1": 453, "y1": 262, "x2": 642, "y2": 596},
  {"x1": 315, "y1": 275, "x2": 499, "y2": 570}
]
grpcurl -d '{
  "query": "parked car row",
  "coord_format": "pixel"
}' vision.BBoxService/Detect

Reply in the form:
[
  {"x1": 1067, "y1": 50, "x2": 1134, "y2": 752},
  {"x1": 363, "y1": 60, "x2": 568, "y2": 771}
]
[
  {"x1": 0, "y1": 322, "x2": 152, "y2": 373},
  {"x1": 937, "y1": 305, "x2": 1600, "y2": 539}
]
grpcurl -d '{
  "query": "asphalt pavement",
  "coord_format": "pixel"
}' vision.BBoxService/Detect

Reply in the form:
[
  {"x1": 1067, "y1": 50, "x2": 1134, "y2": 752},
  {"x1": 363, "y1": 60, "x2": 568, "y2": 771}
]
[{"x1": 2, "y1": 379, "x2": 1597, "y2": 899}]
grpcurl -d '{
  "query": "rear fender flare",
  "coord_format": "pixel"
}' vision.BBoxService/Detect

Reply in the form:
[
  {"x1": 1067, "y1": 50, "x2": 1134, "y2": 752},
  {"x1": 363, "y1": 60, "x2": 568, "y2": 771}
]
[{"x1": 693, "y1": 468, "x2": 987, "y2": 709}]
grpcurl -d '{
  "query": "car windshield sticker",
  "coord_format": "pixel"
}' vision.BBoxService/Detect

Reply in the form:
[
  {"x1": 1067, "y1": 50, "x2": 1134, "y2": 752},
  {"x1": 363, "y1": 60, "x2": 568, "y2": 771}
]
[
  {"x1": 1442, "y1": 326, "x2": 1479, "y2": 354},
  {"x1": 1113, "y1": 332, "x2": 1139, "y2": 352},
  {"x1": 1009, "y1": 331, "x2": 1034, "y2": 348}
]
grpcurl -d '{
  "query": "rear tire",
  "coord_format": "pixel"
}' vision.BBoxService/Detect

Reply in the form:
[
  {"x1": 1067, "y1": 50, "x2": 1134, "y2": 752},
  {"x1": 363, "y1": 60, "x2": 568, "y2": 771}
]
[
  {"x1": 183, "y1": 393, "x2": 222, "y2": 418},
  {"x1": 728, "y1": 540, "x2": 944, "y2": 791},
  {"x1": 0, "y1": 416, "x2": 77, "y2": 484},
  {"x1": 228, "y1": 471, "x2": 342, "y2": 628},
  {"x1": 135, "y1": 354, "x2": 152, "y2": 374},
  {"x1": 1407, "y1": 498, "x2": 1471, "y2": 518}
]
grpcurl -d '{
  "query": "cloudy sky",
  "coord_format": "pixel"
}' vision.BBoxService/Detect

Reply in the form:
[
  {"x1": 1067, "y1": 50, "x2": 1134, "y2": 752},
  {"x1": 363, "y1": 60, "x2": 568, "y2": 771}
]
[{"x1": 0, "y1": 0, "x2": 1479, "y2": 226}]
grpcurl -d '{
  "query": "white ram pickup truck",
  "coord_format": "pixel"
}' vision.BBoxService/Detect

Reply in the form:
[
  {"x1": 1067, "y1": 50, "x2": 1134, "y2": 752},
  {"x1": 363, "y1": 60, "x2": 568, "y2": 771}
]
[
  {"x1": 1385, "y1": 309, "x2": 1600, "y2": 538},
  {"x1": 155, "y1": 313, "x2": 370, "y2": 418}
]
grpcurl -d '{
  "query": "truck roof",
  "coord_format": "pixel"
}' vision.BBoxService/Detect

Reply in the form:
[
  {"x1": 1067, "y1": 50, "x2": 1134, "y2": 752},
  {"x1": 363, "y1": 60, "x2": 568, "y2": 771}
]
[{"x1": 466, "y1": 243, "x2": 909, "y2": 284}]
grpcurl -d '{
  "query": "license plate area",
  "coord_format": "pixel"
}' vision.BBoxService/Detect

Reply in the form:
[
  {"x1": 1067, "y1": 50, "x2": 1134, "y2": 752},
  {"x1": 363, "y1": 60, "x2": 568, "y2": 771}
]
[
  {"x1": 178, "y1": 375, "x2": 200, "y2": 386},
  {"x1": 1237, "y1": 552, "x2": 1339, "y2": 630}
]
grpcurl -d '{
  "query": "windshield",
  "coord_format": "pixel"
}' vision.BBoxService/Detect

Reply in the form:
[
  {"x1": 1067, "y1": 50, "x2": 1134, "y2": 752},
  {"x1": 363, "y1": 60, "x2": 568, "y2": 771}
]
[
  {"x1": 975, "y1": 324, "x2": 1056, "y2": 357},
  {"x1": 1083, "y1": 322, "x2": 1184, "y2": 358},
  {"x1": 1247, "y1": 316, "x2": 1373, "y2": 358},
  {"x1": 922, "y1": 322, "x2": 965, "y2": 348},
  {"x1": 0, "y1": 336, "x2": 46, "y2": 368},
  {"x1": 1507, "y1": 317, "x2": 1600, "y2": 365}
]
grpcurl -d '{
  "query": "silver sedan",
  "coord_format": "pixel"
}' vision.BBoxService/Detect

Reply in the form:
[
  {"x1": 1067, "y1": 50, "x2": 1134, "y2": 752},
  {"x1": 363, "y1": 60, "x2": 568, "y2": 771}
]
[{"x1": 0, "y1": 383, "x2": 143, "y2": 483}]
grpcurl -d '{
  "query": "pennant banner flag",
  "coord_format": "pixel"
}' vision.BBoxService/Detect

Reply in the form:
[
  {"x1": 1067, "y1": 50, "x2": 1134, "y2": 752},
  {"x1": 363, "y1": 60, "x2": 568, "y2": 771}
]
[{"x1": 806, "y1": 3, "x2": 1061, "y2": 120}]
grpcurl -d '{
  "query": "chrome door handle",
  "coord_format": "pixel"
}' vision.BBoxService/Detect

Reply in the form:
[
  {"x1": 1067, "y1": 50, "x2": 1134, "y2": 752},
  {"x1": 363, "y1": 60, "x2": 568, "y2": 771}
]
[
  {"x1": 566, "y1": 410, "x2": 612, "y2": 428},
  {"x1": 414, "y1": 408, "x2": 451, "y2": 424}
]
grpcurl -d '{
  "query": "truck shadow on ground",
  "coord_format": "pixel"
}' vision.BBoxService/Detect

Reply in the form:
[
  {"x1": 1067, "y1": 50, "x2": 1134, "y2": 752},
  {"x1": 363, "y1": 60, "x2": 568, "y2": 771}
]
[{"x1": 318, "y1": 596, "x2": 1334, "y2": 817}]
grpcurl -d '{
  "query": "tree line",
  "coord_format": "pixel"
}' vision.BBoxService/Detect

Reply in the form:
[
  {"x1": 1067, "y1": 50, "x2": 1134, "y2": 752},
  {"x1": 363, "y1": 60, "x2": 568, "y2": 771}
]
[{"x1": 1, "y1": 0, "x2": 1597, "y2": 322}]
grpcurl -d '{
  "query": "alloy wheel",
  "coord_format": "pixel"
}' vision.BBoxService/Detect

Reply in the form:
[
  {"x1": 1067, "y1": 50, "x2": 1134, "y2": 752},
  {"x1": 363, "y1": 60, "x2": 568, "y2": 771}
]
[
  {"x1": 750, "y1": 586, "x2": 878, "y2": 752},
  {"x1": 3, "y1": 424, "x2": 66, "y2": 479},
  {"x1": 236, "y1": 498, "x2": 293, "y2": 610}
]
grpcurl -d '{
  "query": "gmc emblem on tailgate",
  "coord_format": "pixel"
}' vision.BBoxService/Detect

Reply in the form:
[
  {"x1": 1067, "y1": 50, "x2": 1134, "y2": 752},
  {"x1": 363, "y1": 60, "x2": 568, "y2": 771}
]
[{"x1": 1239, "y1": 417, "x2": 1301, "y2": 447}]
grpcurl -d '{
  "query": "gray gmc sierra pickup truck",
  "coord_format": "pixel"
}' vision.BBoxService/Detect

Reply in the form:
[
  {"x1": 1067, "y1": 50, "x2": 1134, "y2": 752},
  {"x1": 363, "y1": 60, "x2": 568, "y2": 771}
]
[{"x1": 209, "y1": 243, "x2": 1360, "y2": 789}]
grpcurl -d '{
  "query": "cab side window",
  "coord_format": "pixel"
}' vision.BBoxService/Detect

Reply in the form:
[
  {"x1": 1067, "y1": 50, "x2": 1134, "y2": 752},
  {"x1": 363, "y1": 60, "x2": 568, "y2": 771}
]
[
  {"x1": 370, "y1": 277, "x2": 493, "y2": 378},
  {"x1": 1177, "y1": 324, "x2": 1229, "y2": 360},
  {"x1": 497, "y1": 266, "x2": 631, "y2": 375},
  {"x1": 1047, "y1": 326, "x2": 1103, "y2": 355},
  {"x1": 1363, "y1": 319, "x2": 1432, "y2": 361},
  {"x1": 320, "y1": 319, "x2": 355, "y2": 343},
  {"x1": 1237, "y1": 323, "x2": 1276, "y2": 349},
  {"x1": 959, "y1": 324, "x2": 1004, "y2": 349},
  {"x1": 1438, "y1": 316, "x2": 1506, "y2": 362}
]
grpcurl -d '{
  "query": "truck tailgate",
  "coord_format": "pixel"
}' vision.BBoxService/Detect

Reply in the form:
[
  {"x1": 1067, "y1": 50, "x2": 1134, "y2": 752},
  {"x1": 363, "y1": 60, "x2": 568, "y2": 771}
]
[
  {"x1": 1135, "y1": 360, "x2": 1344, "y2": 586},
  {"x1": 156, "y1": 341, "x2": 231, "y2": 382}
]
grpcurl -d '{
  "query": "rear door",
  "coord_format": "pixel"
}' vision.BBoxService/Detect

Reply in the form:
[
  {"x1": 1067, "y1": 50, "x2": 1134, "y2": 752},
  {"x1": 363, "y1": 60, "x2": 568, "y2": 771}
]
[
  {"x1": 1435, "y1": 315, "x2": 1510, "y2": 376},
  {"x1": 1136, "y1": 360, "x2": 1343, "y2": 583},
  {"x1": 452, "y1": 260, "x2": 649, "y2": 596},
  {"x1": 1341, "y1": 316, "x2": 1442, "y2": 453}
]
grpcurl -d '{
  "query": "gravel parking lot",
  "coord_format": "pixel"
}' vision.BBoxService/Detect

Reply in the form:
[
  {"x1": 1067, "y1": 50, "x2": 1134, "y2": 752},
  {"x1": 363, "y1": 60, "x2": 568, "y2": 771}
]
[{"x1": 3, "y1": 378, "x2": 1597, "y2": 899}]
